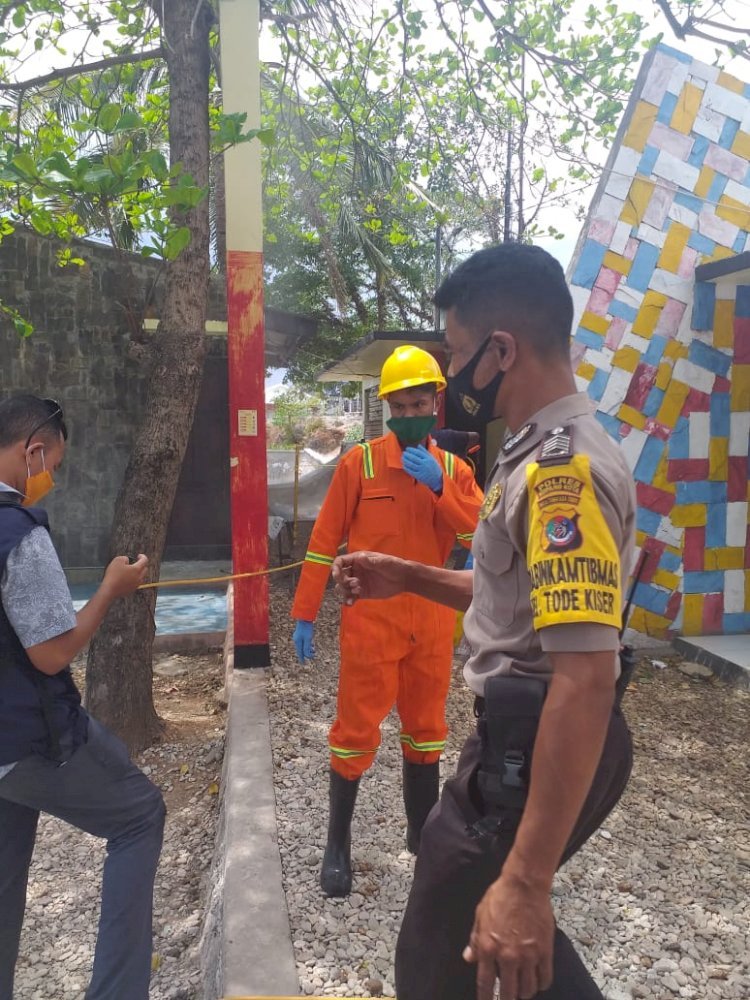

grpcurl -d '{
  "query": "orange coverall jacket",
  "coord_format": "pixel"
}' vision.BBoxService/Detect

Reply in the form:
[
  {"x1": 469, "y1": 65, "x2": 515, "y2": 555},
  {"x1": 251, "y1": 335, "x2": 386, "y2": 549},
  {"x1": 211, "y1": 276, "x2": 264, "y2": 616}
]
[
  {"x1": 292, "y1": 432, "x2": 482, "y2": 627},
  {"x1": 291, "y1": 432, "x2": 483, "y2": 777}
]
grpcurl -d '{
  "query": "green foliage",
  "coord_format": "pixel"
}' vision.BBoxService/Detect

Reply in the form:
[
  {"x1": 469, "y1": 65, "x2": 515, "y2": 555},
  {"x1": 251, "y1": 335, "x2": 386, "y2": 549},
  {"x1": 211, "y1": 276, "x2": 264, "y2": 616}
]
[
  {"x1": 270, "y1": 387, "x2": 325, "y2": 445},
  {"x1": 344, "y1": 421, "x2": 364, "y2": 443},
  {"x1": 260, "y1": 0, "x2": 653, "y2": 386},
  {"x1": 0, "y1": 0, "x2": 743, "y2": 354},
  {"x1": 0, "y1": 0, "x2": 262, "y2": 334},
  {"x1": 0, "y1": 301, "x2": 32, "y2": 337},
  {"x1": 260, "y1": 0, "x2": 744, "y2": 386}
]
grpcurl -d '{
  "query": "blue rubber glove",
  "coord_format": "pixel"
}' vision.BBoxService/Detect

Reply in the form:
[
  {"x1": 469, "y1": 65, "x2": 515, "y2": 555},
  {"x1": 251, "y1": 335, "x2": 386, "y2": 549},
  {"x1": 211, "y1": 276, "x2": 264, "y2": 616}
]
[
  {"x1": 465, "y1": 553, "x2": 474, "y2": 570},
  {"x1": 402, "y1": 445, "x2": 443, "y2": 493},
  {"x1": 293, "y1": 620, "x2": 315, "y2": 663}
]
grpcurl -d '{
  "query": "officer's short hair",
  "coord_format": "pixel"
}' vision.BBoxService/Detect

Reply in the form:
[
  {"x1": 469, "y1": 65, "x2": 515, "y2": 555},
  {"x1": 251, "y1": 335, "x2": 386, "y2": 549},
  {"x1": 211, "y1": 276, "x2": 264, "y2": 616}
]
[
  {"x1": 434, "y1": 243, "x2": 573, "y2": 357},
  {"x1": 0, "y1": 395, "x2": 68, "y2": 449}
]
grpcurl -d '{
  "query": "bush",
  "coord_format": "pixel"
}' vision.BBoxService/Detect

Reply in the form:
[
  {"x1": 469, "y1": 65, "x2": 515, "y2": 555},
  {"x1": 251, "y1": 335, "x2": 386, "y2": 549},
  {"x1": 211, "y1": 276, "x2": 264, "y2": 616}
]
[
  {"x1": 307, "y1": 425, "x2": 345, "y2": 453},
  {"x1": 271, "y1": 388, "x2": 324, "y2": 445}
]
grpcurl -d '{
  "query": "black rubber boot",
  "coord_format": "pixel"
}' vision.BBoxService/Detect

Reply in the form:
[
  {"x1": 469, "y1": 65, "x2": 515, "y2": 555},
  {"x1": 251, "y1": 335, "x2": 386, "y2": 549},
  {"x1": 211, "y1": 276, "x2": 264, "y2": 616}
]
[
  {"x1": 403, "y1": 759, "x2": 440, "y2": 855},
  {"x1": 320, "y1": 769, "x2": 360, "y2": 897}
]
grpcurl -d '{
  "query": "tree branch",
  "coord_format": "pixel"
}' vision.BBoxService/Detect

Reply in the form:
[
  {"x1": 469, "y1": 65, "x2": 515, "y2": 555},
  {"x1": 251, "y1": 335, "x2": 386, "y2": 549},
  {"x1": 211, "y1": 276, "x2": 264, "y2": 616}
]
[
  {"x1": 695, "y1": 15, "x2": 749, "y2": 35},
  {"x1": 686, "y1": 28, "x2": 750, "y2": 59},
  {"x1": 0, "y1": 46, "x2": 164, "y2": 92},
  {"x1": 653, "y1": 0, "x2": 688, "y2": 37}
]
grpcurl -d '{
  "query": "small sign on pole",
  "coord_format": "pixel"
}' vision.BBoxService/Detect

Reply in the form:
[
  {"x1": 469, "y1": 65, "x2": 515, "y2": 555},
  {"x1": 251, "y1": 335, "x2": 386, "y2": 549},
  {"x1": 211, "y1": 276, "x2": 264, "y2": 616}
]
[{"x1": 237, "y1": 409, "x2": 258, "y2": 436}]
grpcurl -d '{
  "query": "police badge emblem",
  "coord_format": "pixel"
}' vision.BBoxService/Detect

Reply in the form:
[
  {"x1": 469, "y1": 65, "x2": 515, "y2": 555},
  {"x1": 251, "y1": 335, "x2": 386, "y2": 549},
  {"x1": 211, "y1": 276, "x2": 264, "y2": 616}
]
[
  {"x1": 541, "y1": 512, "x2": 582, "y2": 553},
  {"x1": 478, "y1": 482, "x2": 503, "y2": 520},
  {"x1": 459, "y1": 393, "x2": 480, "y2": 416}
]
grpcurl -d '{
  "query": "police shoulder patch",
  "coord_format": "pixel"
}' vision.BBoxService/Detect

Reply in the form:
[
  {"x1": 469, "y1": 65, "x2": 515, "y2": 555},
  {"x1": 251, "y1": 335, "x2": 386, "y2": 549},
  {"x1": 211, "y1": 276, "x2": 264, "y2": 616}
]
[
  {"x1": 525, "y1": 452, "x2": 622, "y2": 632},
  {"x1": 502, "y1": 422, "x2": 535, "y2": 455},
  {"x1": 538, "y1": 425, "x2": 573, "y2": 466}
]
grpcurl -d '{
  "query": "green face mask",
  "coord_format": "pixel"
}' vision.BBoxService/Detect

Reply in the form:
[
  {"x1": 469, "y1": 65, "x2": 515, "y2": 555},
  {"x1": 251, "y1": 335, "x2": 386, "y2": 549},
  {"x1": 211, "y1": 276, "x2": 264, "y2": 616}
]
[{"x1": 386, "y1": 414, "x2": 437, "y2": 446}]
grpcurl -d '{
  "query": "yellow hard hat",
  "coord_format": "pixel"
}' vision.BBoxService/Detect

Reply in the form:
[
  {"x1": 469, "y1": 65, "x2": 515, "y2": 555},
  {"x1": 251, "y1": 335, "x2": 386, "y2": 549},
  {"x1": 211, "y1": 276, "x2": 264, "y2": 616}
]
[{"x1": 378, "y1": 345, "x2": 447, "y2": 398}]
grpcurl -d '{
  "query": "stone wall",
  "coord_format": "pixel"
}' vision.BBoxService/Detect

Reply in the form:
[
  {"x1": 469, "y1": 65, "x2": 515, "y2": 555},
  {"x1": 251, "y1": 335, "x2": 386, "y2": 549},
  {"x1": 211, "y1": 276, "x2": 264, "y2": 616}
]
[
  {"x1": 0, "y1": 229, "x2": 227, "y2": 568},
  {"x1": 567, "y1": 43, "x2": 750, "y2": 637}
]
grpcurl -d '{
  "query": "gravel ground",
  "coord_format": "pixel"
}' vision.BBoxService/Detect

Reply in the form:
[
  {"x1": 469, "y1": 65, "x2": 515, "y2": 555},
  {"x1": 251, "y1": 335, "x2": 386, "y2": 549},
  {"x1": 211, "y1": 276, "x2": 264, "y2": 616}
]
[
  {"x1": 13, "y1": 652, "x2": 226, "y2": 1000},
  {"x1": 268, "y1": 587, "x2": 750, "y2": 1000}
]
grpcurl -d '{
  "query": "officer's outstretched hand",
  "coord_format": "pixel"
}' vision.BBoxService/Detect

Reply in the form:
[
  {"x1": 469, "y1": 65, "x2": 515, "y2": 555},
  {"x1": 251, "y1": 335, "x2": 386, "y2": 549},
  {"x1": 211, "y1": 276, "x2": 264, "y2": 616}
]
[
  {"x1": 103, "y1": 554, "x2": 149, "y2": 598},
  {"x1": 292, "y1": 619, "x2": 316, "y2": 663},
  {"x1": 333, "y1": 552, "x2": 407, "y2": 606},
  {"x1": 402, "y1": 445, "x2": 443, "y2": 493},
  {"x1": 464, "y1": 873, "x2": 554, "y2": 1000}
]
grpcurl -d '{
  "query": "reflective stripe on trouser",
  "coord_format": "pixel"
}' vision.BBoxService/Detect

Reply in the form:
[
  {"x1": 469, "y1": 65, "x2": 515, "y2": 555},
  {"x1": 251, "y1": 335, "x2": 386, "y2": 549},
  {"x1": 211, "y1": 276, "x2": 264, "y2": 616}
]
[
  {"x1": 329, "y1": 745, "x2": 377, "y2": 762},
  {"x1": 399, "y1": 734, "x2": 446, "y2": 754},
  {"x1": 394, "y1": 709, "x2": 634, "y2": 1000},
  {"x1": 329, "y1": 637, "x2": 453, "y2": 780}
]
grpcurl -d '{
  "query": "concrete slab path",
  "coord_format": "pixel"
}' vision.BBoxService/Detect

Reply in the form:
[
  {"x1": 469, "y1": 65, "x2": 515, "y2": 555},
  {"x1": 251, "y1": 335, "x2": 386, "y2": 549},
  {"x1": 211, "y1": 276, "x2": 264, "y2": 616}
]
[{"x1": 220, "y1": 669, "x2": 299, "y2": 997}]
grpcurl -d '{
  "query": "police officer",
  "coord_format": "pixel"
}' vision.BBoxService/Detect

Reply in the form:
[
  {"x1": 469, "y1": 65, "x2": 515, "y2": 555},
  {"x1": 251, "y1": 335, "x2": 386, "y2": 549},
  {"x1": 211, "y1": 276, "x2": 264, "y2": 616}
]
[
  {"x1": 0, "y1": 394, "x2": 165, "y2": 1000},
  {"x1": 334, "y1": 244, "x2": 636, "y2": 1000}
]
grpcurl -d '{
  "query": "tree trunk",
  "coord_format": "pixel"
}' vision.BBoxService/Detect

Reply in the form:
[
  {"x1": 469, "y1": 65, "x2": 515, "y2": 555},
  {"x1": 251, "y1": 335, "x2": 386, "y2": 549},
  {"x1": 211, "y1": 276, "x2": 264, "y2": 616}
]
[
  {"x1": 376, "y1": 281, "x2": 386, "y2": 328},
  {"x1": 503, "y1": 130, "x2": 513, "y2": 243},
  {"x1": 85, "y1": 0, "x2": 214, "y2": 752},
  {"x1": 213, "y1": 150, "x2": 227, "y2": 274}
]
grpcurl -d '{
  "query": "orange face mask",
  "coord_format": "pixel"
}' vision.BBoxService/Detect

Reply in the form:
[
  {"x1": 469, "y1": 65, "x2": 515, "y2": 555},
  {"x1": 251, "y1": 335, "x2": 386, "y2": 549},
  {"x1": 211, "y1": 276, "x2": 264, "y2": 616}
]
[{"x1": 23, "y1": 449, "x2": 55, "y2": 507}]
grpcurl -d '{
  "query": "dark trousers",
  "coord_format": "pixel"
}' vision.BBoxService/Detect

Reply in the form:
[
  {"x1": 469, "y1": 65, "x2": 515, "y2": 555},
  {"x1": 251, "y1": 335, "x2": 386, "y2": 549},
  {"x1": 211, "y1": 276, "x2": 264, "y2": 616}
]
[
  {"x1": 0, "y1": 719, "x2": 166, "y2": 1000},
  {"x1": 395, "y1": 707, "x2": 633, "y2": 1000}
]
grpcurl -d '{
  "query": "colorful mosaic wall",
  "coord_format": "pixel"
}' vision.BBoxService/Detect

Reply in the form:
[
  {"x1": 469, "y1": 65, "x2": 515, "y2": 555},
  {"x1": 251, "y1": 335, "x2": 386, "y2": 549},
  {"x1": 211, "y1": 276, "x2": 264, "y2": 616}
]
[{"x1": 568, "y1": 43, "x2": 750, "y2": 637}]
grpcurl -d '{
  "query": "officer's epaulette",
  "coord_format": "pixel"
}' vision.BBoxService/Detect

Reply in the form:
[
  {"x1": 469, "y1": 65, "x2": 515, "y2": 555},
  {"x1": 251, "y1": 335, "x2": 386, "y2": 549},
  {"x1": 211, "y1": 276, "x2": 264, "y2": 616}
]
[{"x1": 537, "y1": 425, "x2": 573, "y2": 466}]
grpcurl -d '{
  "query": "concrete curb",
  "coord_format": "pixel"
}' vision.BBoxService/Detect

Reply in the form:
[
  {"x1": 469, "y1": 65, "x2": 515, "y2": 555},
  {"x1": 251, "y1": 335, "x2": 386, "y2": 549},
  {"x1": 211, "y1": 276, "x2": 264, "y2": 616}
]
[
  {"x1": 672, "y1": 637, "x2": 750, "y2": 690},
  {"x1": 153, "y1": 630, "x2": 225, "y2": 655},
  {"x1": 222, "y1": 670, "x2": 298, "y2": 996},
  {"x1": 201, "y1": 587, "x2": 298, "y2": 999}
]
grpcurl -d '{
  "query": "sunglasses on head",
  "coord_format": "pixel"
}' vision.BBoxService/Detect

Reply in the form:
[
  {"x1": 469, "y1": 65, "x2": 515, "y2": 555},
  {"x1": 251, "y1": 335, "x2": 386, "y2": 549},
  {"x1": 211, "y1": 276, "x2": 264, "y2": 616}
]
[{"x1": 24, "y1": 398, "x2": 68, "y2": 449}]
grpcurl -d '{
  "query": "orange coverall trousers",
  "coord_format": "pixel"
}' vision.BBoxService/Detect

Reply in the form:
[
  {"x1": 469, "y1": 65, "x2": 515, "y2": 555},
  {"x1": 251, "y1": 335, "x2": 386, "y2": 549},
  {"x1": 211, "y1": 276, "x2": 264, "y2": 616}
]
[{"x1": 331, "y1": 593, "x2": 456, "y2": 778}]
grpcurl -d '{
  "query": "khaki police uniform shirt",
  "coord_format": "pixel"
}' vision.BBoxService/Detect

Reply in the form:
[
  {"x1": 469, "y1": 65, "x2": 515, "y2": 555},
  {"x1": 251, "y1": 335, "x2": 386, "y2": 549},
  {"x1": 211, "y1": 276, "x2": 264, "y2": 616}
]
[{"x1": 463, "y1": 392, "x2": 636, "y2": 696}]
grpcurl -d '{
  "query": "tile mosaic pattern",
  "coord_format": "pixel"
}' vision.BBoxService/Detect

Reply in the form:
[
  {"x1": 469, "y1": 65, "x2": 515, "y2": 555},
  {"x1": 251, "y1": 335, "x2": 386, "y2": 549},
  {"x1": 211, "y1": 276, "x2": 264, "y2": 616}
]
[{"x1": 568, "y1": 44, "x2": 750, "y2": 637}]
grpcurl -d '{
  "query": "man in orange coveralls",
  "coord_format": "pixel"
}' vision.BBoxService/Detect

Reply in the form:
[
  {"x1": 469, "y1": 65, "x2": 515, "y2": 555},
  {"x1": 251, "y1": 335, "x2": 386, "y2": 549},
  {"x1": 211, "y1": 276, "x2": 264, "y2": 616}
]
[{"x1": 291, "y1": 345, "x2": 483, "y2": 897}]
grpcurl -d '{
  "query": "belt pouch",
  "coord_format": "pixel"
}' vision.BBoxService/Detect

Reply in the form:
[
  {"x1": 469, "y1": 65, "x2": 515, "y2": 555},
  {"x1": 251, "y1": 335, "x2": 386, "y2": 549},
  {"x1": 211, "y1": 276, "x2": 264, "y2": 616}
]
[
  {"x1": 614, "y1": 645, "x2": 636, "y2": 708},
  {"x1": 478, "y1": 674, "x2": 547, "y2": 811}
]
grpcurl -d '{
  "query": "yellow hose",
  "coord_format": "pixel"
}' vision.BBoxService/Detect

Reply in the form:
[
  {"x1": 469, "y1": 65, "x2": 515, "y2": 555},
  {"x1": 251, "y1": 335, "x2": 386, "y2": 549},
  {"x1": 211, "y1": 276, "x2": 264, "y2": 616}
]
[{"x1": 137, "y1": 560, "x2": 305, "y2": 591}]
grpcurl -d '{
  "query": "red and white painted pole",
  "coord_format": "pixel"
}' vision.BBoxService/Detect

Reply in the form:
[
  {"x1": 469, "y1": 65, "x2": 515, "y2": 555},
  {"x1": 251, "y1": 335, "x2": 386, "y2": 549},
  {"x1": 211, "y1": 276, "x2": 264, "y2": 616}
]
[{"x1": 219, "y1": 0, "x2": 269, "y2": 667}]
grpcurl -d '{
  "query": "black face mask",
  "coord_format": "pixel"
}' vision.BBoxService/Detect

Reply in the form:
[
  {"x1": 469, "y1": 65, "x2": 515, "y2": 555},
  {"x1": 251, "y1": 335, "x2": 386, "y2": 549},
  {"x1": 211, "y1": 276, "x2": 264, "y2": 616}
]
[{"x1": 446, "y1": 335, "x2": 504, "y2": 430}]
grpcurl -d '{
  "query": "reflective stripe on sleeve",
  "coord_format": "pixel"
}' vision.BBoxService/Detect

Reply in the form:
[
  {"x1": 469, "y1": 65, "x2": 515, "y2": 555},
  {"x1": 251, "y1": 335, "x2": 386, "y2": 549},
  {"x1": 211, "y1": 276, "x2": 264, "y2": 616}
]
[
  {"x1": 359, "y1": 442, "x2": 375, "y2": 479},
  {"x1": 305, "y1": 551, "x2": 335, "y2": 566}
]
